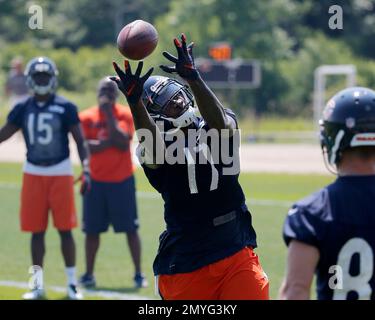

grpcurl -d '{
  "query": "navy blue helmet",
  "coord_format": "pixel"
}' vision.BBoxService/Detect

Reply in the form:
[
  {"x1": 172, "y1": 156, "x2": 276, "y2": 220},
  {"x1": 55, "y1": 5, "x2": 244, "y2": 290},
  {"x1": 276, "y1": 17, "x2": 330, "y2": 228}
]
[
  {"x1": 320, "y1": 87, "x2": 375, "y2": 165},
  {"x1": 141, "y1": 75, "x2": 196, "y2": 128},
  {"x1": 24, "y1": 56, "x2": 58, "y2": 95}
]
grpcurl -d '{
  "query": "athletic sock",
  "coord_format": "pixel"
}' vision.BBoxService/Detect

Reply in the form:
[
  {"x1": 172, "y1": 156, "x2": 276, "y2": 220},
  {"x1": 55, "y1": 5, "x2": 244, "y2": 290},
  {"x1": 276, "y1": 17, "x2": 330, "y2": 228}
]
[
  {"x1": 32, "y1": 266, "x2": 44, "y2": 291},
  {"x1": 65, "y1": 266, "x2": 77, "y2": 286}
]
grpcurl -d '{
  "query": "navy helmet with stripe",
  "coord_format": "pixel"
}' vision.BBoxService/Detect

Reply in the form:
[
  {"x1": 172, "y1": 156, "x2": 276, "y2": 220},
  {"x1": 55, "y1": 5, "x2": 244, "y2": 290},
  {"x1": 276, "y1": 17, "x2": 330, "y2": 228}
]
[
  {"x1": 24, "y1": 56, "x2": 58, "y2": 95},
  {"x1": 141, "y1": 75, "x2": 197, "y2": 128},
  {"x1": 320, "y1": 86, "x2": 375, "y2": 165}
]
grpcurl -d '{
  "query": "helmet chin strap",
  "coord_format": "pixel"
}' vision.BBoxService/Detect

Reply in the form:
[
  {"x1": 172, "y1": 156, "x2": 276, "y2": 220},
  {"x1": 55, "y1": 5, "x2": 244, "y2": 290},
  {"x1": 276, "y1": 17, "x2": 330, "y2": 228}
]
[
  {"x1": 154, "y1": 106, "x2": 198, "y2": 135},
  {"x1": 163, "y1": 106, "x2": 197, "y2": 127},
  {"x1": 33, "y1": 84, "x2": 52, "y2": 95},
  {"x1": 322, "y1": 146, "x2": 338, "y2": 175}
]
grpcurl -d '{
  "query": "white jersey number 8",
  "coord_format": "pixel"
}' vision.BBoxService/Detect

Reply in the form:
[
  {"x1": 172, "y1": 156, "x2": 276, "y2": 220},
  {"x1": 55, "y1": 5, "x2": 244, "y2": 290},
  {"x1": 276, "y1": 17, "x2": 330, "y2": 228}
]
[{"x1": 333, "y1": 238, "x2": 373, "y2": 300}]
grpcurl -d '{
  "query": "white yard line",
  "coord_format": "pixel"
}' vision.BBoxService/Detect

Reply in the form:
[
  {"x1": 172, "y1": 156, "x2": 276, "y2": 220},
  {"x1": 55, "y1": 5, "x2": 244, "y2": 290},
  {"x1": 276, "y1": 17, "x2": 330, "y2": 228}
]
[
  {"x1": 246, "y1": 199, "x2": 291, "y2": 208},
  {"x1": 0, "y1": 182, "x2": 19, "y2": 189},
  {"x1": 0, "y1": 280, "x2": 152, "y2": 300}
]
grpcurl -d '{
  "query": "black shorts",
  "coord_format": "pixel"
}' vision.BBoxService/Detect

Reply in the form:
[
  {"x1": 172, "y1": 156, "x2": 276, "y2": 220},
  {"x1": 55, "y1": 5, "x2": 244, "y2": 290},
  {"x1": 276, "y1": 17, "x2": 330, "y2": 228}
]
[{"x1": 82, "y1": 175, "x2": 138, "y2": 234}]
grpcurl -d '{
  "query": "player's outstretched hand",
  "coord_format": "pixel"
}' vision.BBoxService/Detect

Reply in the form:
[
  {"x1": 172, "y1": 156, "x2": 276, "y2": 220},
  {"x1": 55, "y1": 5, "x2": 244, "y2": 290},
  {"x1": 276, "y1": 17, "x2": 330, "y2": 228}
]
[
  {"x1": 80, "y1": 171, "x2": 91, "y2": 196},
  {"x1": 111, "y1": 60, "x2": 153, "y2": 106},
  {"x1": 160, "y1": 33, "x2": 199, "y2": 81}
]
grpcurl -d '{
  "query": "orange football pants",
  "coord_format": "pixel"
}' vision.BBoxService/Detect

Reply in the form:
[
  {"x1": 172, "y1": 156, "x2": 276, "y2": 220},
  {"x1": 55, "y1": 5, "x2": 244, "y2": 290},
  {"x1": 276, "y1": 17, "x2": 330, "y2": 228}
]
[
  {"x1": 158, "y1": 246, "x2": 269, "y2": 300},
  {"x1": 20, "y1": 173, "x2": 77, "y2": 232}
]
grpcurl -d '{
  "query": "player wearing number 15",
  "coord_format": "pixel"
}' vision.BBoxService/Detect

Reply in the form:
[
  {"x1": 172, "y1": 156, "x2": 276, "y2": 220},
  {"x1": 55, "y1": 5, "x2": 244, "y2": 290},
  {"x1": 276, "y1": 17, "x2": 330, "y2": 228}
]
[
  {"x1": 111, "y1": 34, "x2": 269, "y2": 299},
  {"x1": 0, "y1": 57, "x2": 91, "y2": 300},
  {"x1": 280, "y1": 87, "x2": 375, "y2": 300}
]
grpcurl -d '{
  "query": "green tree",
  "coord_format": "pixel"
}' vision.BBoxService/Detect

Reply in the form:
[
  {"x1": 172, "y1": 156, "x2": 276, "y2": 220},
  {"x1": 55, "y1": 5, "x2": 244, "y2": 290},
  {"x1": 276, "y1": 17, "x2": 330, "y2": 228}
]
[
  {"x1": 295, "y1": 0, "x2": 375, "y2": 59},
  {"x1": 154, "y1": 0, "x2": 302, "y2": 114}
]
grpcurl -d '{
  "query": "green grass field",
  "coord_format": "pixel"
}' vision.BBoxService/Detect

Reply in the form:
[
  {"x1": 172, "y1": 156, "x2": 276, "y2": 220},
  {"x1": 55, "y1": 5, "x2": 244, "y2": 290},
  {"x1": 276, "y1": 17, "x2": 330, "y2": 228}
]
[{"x1": 0, "y1": 162, "x2": 334, "y2": 300}]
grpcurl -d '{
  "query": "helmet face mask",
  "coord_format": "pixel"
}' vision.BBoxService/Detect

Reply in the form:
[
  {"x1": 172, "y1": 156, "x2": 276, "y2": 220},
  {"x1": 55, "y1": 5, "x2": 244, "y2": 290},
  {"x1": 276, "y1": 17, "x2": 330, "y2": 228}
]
[
  {"x1": 25, "y1": 57, "x2": 58, "y2": 96},
  {"x1": 162, "y1": 92, "x2": 190, "y2": 119},
  {"x1": 142, "y1": 76, "x2": 197, "y2": 128},
  {"x1": 320, "y1": 87, "x2": 375, "y2": 168}
]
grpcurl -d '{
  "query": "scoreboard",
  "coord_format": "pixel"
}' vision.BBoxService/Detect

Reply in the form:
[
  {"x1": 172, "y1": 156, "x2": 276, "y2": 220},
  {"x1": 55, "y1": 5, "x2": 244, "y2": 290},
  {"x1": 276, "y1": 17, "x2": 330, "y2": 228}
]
[
  {"x1": 196, "y1": 43, "x2": 261, "y2": 89},
  {"x1": 196, "y1": 58, "x2": 261, "y2": 89}
]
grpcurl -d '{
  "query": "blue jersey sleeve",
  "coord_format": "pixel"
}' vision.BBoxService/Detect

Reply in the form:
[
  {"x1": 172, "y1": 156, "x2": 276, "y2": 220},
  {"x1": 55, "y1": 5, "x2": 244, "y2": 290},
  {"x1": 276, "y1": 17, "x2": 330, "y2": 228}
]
[
  {"x1": 200, "y1": 108, "x2": 238, "y2": 130},
  {"x1": 283, "y1": 188, "x2": 331, "y2": 248},
  {"x1": 7, "y1": 102, "x2": 25, "y2": 127},
  {"x1": 142, "y1": 164, "x2": 166, "y2": 193},
  {"x1": 201, "y1": 108, "x2": 239, "y2": 131},
  {"x1": 283, "y1": 207, "x2": 320, "y2": 247},
  {"x1": 65, "y1": 103, "x2": 80, "y2": 127},
  {"x1": 224, "y1": 108, "x2": 239, "y2": 129}
]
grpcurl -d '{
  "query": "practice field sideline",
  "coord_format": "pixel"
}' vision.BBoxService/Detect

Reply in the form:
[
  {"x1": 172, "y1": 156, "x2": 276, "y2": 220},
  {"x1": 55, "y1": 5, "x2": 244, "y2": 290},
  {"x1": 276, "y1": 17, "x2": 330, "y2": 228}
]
[
  {"x1": 0, "y1": 162, "x2": 333, "y2": 299},
  {"x1": 0, "y1": 134, "x2": 329, "y2": 174}
]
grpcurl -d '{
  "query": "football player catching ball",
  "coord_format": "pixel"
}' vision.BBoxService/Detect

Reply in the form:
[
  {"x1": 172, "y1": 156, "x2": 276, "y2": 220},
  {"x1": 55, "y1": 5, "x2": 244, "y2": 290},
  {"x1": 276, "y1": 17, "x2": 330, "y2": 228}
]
[{"x1": 111, "y1": 33, "x2": 269, "y2": 300}]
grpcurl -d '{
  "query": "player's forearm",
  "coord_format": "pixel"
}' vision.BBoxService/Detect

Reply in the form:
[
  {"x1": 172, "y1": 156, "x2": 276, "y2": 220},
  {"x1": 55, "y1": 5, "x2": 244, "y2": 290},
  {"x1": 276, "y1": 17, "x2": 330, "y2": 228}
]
[
  {"x1": 279, "y1": 280, "x2": 311, "y2": 300},
  {"x1": 104, "y1": 112, "x2": 130, "y2": 151},
  {"x1": 187, "y1": 76, "x2": 229, "y2": 130},
  {"x1": 110, "y1": 135, "x2": 129, "y2": 151},
  {"x1": 105, "y1": 111, "x2": 122, "y2": 136},
  {"x1": 129, "y1": 100, "x2": 165, "y2": 162},
  {"x1": 77, "y1": 140, "x2": 90, "y2": 171},
  {"x1": 88, "y1": 139, "x2": 111, "y2": 154},
  {"x1": 70, "y1": 124, "x2": 91, "y2": 172},
  {"x1": 0, "y1": 128, "x2": 9, "y2": 144},
  {"x1": 0, "y1": 123, "x2": 19, "y2": 144},
  {"x1": 73, "y1": 134, "x2": 90, "y2": 171}
]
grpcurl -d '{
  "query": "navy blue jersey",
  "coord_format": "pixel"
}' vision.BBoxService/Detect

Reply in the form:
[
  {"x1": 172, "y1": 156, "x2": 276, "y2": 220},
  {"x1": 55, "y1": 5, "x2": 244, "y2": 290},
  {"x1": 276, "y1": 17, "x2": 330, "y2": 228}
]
[
  {"x1": 7, "y1": 95, "x2": 80, "y2": 165},
  {"x1": 283, "y1": 175, "x2": 375, "y2": 300},
  {"x1": 142, "y1": 109, "x2": 257, "y2": 275}
]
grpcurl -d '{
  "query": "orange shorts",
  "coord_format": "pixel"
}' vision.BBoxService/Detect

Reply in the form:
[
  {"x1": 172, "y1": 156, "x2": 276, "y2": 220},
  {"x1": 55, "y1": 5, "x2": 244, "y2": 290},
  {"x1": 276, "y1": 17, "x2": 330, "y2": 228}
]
[
  {"x1": 20, "y1": 173, "x2": 77, "y2": 232},
  {"x1": 158, "y1": 246, "x2": 269, "y2": 300}
]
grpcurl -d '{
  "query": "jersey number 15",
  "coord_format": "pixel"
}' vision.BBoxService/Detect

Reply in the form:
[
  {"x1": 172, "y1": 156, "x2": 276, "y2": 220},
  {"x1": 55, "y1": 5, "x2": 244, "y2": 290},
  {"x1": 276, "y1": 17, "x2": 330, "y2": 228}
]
[{"x1": 27, "y1": 113, "x2": 54, "y2": 145}]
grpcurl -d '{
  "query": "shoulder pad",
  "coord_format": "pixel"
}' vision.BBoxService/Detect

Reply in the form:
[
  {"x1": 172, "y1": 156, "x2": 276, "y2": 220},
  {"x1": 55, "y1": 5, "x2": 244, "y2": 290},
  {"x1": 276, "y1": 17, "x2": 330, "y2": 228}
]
[{"x1": 290, "y1": 188, "x2": 333, "y2": 222}]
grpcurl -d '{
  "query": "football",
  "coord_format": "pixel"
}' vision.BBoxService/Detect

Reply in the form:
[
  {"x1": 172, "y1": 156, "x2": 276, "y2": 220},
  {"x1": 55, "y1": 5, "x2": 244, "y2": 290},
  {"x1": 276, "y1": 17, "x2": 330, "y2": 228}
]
[{"x1": 116, "y1": 20, "x2": 158, "y2": 60}]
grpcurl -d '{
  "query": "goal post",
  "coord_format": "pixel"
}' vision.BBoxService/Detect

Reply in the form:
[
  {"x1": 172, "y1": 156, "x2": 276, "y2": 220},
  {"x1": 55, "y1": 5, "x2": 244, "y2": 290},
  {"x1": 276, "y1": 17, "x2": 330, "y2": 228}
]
[{"x1": 313, "y1": 65, "x2": 357, "y2": 128}]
